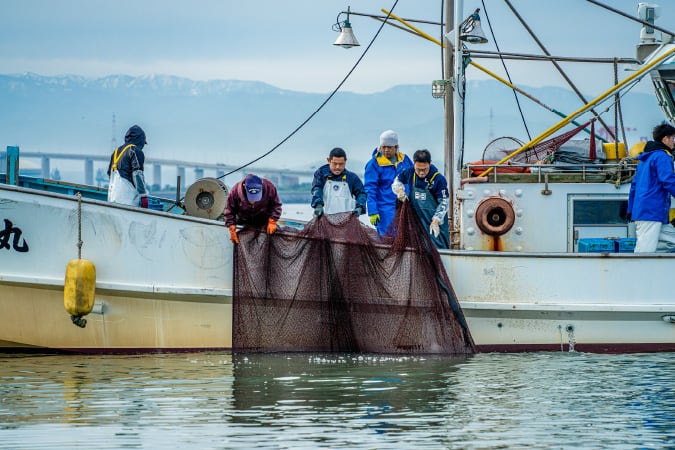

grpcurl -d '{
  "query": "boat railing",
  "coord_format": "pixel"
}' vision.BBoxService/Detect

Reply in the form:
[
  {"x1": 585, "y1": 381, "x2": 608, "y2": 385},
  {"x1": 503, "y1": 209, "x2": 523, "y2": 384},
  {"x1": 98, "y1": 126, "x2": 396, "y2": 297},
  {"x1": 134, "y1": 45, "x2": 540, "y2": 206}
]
[{"x1": 462, "y1": 160, "x2": 637, "y2": 185}]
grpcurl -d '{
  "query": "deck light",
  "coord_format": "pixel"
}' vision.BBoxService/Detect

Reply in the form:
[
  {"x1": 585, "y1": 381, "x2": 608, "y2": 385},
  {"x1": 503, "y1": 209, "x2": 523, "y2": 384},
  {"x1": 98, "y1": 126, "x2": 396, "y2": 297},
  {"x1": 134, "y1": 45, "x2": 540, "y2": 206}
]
[
  {"x1": 333, "y1": 6, "x2": 360, "y2": 48},
  {"x1": 459, "y1": 9, "x2": 488, "y2": 44}
]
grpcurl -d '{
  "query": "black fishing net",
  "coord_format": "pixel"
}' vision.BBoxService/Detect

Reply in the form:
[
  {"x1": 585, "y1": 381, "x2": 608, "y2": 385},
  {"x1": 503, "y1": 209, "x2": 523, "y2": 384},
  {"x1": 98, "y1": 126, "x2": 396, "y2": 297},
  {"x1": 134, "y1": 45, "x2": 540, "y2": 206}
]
[{"x1": 232, "y1": 202, "x2": 475, "y2": 355}]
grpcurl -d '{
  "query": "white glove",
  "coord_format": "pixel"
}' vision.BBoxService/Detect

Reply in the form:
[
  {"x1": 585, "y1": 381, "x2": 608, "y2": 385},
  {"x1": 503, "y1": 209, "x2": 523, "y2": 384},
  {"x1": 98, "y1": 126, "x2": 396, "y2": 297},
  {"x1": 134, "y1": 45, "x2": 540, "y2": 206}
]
[
  {"x1": 396, "y1": 187, "x2": 407, "y2": 202},
  {"x1": 429, "y1": 218, "x2": 440, "y2": 238}
]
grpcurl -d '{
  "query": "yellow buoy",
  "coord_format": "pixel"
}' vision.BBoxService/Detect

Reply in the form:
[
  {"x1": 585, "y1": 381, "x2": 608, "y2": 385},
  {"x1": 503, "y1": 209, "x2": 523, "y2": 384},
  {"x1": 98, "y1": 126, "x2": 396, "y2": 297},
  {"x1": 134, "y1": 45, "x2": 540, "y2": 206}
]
[
  {"x1": 64, "y1": 258, "x2": 96, "y2": 328},
  {"x1": 602, "y1": 142, "x2": 626, "y2": 160},
  {"x1": 629, "y1": 141, "x2": 647, "y2": 159}
]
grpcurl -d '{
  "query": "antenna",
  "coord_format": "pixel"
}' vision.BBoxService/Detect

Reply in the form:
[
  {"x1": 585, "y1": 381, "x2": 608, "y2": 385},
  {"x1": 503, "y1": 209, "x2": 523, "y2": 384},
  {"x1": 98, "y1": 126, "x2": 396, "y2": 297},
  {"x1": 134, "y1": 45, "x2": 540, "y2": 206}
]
[{"x1": 111, "y1": 113, "x2": 118, "y2": 150}]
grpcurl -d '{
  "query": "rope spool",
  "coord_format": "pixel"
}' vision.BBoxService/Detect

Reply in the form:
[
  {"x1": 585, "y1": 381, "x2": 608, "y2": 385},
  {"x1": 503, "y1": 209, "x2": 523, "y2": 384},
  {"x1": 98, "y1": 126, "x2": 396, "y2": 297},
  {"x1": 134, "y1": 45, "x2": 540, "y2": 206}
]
[{"x1": 184, "y1": 177, "x2": 230, "y2": 220}]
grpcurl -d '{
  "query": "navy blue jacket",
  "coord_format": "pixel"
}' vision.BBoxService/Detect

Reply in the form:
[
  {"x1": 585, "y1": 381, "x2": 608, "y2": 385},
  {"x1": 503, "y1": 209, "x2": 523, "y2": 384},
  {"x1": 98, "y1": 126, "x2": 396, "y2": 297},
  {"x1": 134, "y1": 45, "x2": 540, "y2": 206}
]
[{"x1": 310, "y1": 164, "x2": 367, "y2": 211}]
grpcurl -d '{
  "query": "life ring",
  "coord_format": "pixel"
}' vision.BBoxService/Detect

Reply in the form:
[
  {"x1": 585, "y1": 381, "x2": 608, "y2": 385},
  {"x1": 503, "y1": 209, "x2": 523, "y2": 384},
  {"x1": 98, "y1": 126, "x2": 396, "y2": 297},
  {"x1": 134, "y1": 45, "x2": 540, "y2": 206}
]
[
  {"x1": 184, "y1": 177, "x2": 229, "y2": 219},
  {"x1": 475, "y1": 197, "x2": 515, "y2": 236}
]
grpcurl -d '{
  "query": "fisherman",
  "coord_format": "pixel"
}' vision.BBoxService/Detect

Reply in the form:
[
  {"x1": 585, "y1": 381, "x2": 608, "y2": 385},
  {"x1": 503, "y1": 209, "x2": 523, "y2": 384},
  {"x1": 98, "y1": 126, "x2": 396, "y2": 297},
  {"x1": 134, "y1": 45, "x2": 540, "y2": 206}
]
[
  {"x1": 392, "y1": 149, "x2": 450, "y2": 249},
  {"x1": 311, "y1": 147, "x2": 366, "y2": 217},
  {"x1": 224, "y1": 174, "x2": 282, "y2": 244},
  {"x1": 106, "y1": 125, "x2": 149, "y2": 208},
  {"x1": 627, "y1": 121, "x2": 675, "y2": 252},
  {"x1": 364, "y1": 130, "x2": 413, "y2": 234}
]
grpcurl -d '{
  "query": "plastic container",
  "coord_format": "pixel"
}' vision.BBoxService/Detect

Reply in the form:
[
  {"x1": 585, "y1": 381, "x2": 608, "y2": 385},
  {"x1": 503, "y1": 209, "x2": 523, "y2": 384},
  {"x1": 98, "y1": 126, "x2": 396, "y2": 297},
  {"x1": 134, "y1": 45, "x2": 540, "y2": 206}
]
[
  {"x1": 148, "y1": 198, "x2": 164, "y2": 211},
  {"x1": 629, "y1": 141, "x2": 647, "y2": 159},
  {"x1": 577, "y1": 238, "x2": 615, "y2": 253},
  {"x1": 615, "y1": 237, "x2": 636, "y2": 253},
  {"x1": 602, "y1": 142, "x2": 626, "y2": 160}
]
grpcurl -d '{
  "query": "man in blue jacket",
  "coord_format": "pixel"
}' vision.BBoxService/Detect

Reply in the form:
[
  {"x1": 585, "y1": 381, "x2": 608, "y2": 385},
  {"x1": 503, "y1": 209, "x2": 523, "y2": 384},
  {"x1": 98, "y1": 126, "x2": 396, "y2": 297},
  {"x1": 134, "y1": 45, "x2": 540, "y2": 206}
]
[
  {"x1": 311, "y1": 147, "x2": 366, "y2": 217},
  {"x1": 364, "y1": 130, "x2": 413, "y2": 235},
  {"x1": 392, "y1": 149, "x2": 450, "y2": 249},
  {"x1": 627, "y1": 122, "x2": 675, "y2": 252}
]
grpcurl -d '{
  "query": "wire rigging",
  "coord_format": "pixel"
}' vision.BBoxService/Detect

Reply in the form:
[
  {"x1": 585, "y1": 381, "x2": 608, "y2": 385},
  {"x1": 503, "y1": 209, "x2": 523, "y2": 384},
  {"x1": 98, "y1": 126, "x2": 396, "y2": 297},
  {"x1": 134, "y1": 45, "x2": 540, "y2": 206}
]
[
  {"x1": 480, "y1": 0, "x2": 532, "y2": 141},
  {"x1": 502, "y1": 0, "x2": 615, "y2": 142},
  {"x1": 219, "y1": 0, "x2": 400, "y2": 179}
]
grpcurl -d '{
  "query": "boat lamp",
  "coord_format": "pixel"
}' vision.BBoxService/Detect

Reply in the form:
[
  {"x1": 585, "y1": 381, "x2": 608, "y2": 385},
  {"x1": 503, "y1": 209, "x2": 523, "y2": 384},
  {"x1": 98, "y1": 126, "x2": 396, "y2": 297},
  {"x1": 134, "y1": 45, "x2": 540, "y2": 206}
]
[
  {"x1": 460, "y1": 9, "x2": 488, "y2": 44},
  {"x1": 333, "y1": 6, "x2": 360, "y2": 48}
]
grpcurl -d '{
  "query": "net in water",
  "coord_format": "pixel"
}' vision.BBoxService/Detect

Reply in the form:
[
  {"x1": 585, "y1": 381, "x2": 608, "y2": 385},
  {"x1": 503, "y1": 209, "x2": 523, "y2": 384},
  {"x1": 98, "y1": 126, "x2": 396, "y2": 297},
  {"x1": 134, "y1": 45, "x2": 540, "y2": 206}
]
[{"x1": 232, "y1": 202, "x2": 475, "y2": 354}]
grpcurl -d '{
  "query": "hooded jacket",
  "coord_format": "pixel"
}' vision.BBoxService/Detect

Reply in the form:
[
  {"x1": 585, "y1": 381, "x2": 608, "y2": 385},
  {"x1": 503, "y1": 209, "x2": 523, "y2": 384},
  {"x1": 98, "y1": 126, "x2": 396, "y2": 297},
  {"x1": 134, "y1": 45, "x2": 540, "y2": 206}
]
[
  {"x1": 107, "y1": 125, "x2": 147, "y2": 187},
  {"x1": 627, "y1": 140, "x2": 675, "y2": 223},
  {"x1": 363, "y1": 147, "x2": 413, "y2": 234}
]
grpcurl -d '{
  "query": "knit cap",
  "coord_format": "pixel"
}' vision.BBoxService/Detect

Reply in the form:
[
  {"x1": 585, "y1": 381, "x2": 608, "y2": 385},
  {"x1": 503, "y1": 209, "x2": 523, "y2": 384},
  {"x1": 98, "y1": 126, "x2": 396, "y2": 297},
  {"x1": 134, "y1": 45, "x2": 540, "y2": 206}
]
[{"x1": 379, "y1": 130, "x2": 398, "y2": 147}]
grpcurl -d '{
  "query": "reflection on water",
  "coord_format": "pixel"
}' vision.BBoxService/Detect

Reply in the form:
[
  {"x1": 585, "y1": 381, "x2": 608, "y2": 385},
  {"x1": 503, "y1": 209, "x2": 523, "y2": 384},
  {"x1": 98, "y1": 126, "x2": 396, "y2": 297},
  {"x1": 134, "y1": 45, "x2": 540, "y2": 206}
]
[{"x1": 0, "y1": 352, "x2": 674, "y2": 449}]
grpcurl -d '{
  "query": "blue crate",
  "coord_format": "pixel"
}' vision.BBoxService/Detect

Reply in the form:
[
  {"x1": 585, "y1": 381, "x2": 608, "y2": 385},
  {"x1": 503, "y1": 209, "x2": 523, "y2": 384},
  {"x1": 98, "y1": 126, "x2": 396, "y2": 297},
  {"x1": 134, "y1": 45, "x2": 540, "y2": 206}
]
[
  {"x1": 148, "y1": 198, "x2": 164, "y2": 211},
  {"x1": 577, "y1": 238, "x2": 615, "y2": 253},
  {"x1": 616, "y1": 237, "x2": 636, "y2": 253}
]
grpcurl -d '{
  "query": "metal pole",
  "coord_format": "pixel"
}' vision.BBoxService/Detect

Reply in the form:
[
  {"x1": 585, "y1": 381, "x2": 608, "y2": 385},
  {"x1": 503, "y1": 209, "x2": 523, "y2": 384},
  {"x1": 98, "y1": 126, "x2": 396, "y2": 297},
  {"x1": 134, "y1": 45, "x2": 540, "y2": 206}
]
[{"x1": 444, "y1": 0, "x2": 454, "y2": 208}]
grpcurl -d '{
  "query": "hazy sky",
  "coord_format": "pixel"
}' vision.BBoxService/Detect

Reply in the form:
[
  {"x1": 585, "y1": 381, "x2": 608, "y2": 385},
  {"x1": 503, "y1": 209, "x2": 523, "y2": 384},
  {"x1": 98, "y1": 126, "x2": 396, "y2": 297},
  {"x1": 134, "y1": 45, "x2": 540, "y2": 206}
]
[{"x1": 2, "y1": 0, "x2": 674, "y2": 95}]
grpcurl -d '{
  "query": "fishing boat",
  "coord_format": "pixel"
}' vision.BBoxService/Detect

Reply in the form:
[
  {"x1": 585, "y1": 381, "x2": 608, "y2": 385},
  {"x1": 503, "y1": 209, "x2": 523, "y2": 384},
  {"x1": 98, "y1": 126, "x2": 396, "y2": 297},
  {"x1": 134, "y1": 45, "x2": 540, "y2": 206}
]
[
  {"x1": 2, "y1": 0, "x2": 675, "y2": 353},
  {"x1": 434, "y1": 0, "x2": 675, "y2": 352},
  {"x1": 331, "y1": 0, "x2": 675, "y2": 352},
  {"x1": 0, "y1": 171, "x2": 235, "y2": 352}
]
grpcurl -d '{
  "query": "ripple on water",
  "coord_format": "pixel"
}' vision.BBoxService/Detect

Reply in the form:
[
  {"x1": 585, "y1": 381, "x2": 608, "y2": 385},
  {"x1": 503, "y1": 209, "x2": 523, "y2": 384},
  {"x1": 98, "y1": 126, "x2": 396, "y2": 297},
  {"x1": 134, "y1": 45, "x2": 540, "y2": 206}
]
[{"x1": 0, "y1": 352, "x2": 673, "y2": 448}]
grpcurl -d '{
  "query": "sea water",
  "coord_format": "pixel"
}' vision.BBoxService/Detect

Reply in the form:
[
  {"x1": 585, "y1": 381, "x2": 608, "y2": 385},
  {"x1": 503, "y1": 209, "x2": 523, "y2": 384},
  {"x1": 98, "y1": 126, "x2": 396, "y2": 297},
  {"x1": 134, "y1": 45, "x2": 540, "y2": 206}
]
[{"x1": 0, "y1": 351, "x2": 673, "y2": 449}]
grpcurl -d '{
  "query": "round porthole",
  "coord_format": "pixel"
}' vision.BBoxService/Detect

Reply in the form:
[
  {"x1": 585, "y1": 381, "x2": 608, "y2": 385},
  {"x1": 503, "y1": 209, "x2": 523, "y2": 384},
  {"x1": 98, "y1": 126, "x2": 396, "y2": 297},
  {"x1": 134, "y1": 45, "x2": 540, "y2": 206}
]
[{"x1": 475, "y1": 197, "x2": 515, "y2": 236}]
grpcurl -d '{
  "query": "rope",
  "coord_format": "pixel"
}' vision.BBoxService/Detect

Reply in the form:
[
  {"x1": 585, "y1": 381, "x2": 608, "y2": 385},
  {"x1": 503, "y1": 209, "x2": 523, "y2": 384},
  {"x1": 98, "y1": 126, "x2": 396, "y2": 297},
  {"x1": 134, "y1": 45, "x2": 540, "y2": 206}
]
[
  {"x1": 76, "y1": 192, "x2": 83, "y2": 259},
  {"x1": 481, "y1": 0, "x2": 532, "y2": 141},
  {"x1": 615, "y1": 58, "x2": 629, "y2": 148},
  {"x1": 218, "y1": 0, "x2": 401, "y2": 180}
]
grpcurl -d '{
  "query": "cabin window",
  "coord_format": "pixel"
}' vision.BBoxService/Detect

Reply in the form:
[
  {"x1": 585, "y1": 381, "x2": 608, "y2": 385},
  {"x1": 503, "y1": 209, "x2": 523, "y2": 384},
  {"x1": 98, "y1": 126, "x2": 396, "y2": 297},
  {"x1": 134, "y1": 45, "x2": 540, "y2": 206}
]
[
  {"x1": 573, "y1": 199, "x2": 629, "y2": 225},
  {"x1": 568, "y1": 196, "x2": 631, "y2": 252}
]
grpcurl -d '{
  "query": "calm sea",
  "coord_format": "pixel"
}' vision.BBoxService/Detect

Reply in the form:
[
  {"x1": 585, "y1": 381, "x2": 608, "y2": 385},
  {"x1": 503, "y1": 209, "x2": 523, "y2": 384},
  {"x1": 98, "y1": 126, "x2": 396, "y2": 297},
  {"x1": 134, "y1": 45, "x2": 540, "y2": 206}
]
[{"x1": 1, "y1": 351, "x2": 673, "y2": 449}]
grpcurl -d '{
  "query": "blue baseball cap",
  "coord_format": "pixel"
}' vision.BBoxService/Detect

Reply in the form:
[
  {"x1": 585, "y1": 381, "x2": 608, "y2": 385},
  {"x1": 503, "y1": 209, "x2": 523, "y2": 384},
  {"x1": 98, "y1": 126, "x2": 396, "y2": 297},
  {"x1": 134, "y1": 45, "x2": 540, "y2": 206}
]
[{"x1": 245, "y1": 175, "x2": 263, "y2": 202}]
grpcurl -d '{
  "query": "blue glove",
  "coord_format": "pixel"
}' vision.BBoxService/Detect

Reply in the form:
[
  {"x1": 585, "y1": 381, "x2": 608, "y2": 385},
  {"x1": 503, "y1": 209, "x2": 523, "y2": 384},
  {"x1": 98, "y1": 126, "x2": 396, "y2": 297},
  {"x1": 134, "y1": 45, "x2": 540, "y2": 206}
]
[
  {"x1": 352, "y1": 206, "x2": 364, "y2": 216},
  {"x1": 314, "y1": 204, "x2": 324, "y2": 217}
]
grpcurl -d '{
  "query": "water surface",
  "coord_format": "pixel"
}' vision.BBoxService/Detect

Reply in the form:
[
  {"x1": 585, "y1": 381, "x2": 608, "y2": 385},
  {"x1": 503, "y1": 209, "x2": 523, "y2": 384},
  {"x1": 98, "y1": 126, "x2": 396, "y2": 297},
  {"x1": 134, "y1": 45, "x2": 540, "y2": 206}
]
[{"x1": 1, "y1": 352, "x2": 673, "y2": 449}]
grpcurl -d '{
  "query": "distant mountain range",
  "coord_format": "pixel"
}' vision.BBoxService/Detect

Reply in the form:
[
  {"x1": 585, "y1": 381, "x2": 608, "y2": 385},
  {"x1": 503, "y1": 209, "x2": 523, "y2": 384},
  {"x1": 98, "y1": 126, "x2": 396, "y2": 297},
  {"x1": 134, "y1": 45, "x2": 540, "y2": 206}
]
[{"x1": 0, "y1": 73, "x2": 666, "y2": 183}]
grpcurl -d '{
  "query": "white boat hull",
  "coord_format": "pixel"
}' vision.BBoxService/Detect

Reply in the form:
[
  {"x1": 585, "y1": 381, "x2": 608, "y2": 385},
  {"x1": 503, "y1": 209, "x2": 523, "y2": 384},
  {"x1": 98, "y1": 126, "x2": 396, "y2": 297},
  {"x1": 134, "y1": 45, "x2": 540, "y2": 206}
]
[
  {"x1": 0, "y1": 185, "x2": 233, "y2": 352},
  {"x1": 3, "y1": 183, "x2": 675, "y2": 353},
  {"x1": 442, "y1": 250, "x2": 675, "y2": 352}
]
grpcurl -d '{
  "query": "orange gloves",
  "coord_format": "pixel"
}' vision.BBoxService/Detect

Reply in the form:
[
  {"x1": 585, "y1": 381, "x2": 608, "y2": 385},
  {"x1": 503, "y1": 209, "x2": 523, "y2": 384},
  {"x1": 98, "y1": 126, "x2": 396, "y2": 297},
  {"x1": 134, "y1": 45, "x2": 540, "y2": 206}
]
[
  {"x1": 267, "y1": 218, "x2": 277, "y2": 235},
  {"x1": 228, "y1": 225, "x2": 239, "y2": 244},
  {"x1": 230, "y1": 219, "x2": 276, "y2": 243}
]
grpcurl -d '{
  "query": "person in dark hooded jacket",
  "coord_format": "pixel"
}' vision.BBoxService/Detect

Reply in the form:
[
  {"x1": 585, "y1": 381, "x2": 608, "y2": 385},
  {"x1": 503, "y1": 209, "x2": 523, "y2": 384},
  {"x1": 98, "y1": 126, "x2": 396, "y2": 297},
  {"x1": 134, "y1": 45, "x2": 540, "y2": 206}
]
[
  {"x1": 107, "y1": 125, "x2": 149, "y2": 208},
  {"x1": 627, "y1": 122, "x2": 675, "y2": 252}
]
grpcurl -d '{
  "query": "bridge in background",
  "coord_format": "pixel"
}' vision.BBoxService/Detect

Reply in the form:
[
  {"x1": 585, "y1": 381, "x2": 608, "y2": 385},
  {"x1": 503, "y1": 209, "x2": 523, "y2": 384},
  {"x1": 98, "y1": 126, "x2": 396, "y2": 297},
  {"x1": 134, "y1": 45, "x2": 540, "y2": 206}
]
[{"x1": 1, "y1": 148, "x2": 314, "y2": 188}]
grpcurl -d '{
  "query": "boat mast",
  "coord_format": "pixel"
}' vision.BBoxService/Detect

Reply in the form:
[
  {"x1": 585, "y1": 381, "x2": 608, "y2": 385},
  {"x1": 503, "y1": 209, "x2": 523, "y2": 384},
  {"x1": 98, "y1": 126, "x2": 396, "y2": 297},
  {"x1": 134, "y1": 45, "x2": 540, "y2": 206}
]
[
  {"x1": 445, "y1": 0, "x2": 463, "y2": 244},
  {"x1": 443, "y1": 0, "x2": 455, "y2": 193}
]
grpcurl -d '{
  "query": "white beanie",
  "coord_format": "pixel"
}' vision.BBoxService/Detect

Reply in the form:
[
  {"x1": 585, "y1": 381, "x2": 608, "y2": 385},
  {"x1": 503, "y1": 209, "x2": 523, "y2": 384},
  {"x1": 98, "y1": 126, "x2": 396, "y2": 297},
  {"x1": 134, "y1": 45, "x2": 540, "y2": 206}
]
[{"x1": 379, "y1": 130, "x2": 398, "y2": 147}]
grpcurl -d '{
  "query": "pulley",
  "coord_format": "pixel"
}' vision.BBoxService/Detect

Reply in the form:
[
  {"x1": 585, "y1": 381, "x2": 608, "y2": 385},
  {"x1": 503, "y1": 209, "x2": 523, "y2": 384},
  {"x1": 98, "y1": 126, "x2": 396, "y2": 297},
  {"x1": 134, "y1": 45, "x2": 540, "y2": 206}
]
[{"x1": 184, "y1": 178, "x2": 230, "y2": 220}]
